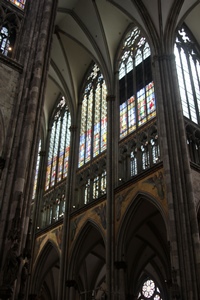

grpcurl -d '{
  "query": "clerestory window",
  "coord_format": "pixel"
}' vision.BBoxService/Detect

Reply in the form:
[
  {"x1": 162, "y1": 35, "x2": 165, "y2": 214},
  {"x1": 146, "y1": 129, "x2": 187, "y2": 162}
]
[
  {"x1": 119, "y1": 27, "x2": 156, "y2": 139},
  {"x1": 78, "y1": 63, "x2": 107, "y2": 167},
  {"x1": 175, "y1": 25, "x2": 200, "y2": 124},
  {"x1": 45, "y1": 96, "x2": 71, "y2": 191}
]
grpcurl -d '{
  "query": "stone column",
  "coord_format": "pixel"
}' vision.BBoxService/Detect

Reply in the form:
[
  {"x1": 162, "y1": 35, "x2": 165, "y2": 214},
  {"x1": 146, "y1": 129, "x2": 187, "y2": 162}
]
[
  {"x1": 58, "y1": 125, "x2": 77, "y2": 300},
  {"x1": 114, "y1": 261, "x2": 127, "y2": 300},
  {"x1": 0, "y1": 0, "x2": 58, "y2": 298},
  {"x1": 153, "y1": 53, "x2": 200, "y2": 299},
  {"x1": 106, "y1": 95, "x2": 115, "y2": 300}
]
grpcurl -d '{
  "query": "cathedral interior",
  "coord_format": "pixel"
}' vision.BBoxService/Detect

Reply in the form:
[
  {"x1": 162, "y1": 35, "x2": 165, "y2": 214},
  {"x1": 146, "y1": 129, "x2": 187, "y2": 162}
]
[{"x1": 0, "y1": 0, "x2": 200, "y2": 299}]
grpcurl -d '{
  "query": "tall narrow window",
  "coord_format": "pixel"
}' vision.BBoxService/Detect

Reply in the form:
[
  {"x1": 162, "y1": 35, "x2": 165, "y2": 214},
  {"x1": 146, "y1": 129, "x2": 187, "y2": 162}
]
[
  {"x1": 32, "y1": 140, "x2": 41, "y2": 199},
  {"x1": 175, "y1": 25, "x2": 200, "y2": 124},
  {"x1": 45, "y1": 96, "x2": 71, "y2": 191},
  {"x1": 78, "y1": 63, "x2": 107, "y2": 167},
  {"x1": 0, "y1": 27, "x2": 11, "y2": 56},
  {"x1": 119, "y1": 27, "x2": 156, "y2": 139}
]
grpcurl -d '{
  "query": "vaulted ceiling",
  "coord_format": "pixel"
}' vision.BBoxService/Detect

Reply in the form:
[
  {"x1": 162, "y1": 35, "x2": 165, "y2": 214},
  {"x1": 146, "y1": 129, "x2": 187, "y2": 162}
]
[{"x1": 44, "y1": 0, "x2": 200, "y2": 130}]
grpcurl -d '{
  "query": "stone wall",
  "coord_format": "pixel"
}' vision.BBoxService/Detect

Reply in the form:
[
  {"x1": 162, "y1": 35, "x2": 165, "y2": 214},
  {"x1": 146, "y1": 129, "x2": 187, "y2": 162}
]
[
  {"x1": 191, "y1": 168, "x2": 200, "y2": 210},
  {"x1": 0, "y1": 59, "x2": 21, "y2": 155}
]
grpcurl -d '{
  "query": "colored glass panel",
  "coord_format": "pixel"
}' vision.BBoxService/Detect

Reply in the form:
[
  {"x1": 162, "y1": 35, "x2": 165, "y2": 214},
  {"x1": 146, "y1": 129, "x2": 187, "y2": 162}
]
[
  {"x1": 119, "y1": 27, "x2": 156, "y2": 139},
  {"x1": 9, "y1": 0, "x2": 26, "y2": 10},
  {"x1": 78, "y1": 64, "x2": 107, "y2": 167},
  {"x1": 45, "y1": 97, "x2": 71, "y2": 191}
]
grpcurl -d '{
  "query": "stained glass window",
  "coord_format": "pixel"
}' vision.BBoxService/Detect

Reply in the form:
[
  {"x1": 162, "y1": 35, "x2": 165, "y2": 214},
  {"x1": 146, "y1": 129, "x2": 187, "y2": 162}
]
[
  {"x1": 45, "y1": 96, "x2": 71, "y2": 191},
  {"x1": 78, "y1": 63, "x2": 107, "y2": 167},
  {"x1": 137, "y1": 278, "x2": 163, "y2": 300},
  {"x1": 32, "y1": 140, "x2": 41, "y2": 199},
  {"x1": 9, "y1": 0, "x2": 26, "y2": 10},
  {"x1": 119, "y1": 27, "x2": 156, "y2": 139},
  {"x1": 175, "y1": 25, "x2": 200, "y2": 124},
  {"x1": 0, "y1": 27, "x2": 11, "y2": 56}
]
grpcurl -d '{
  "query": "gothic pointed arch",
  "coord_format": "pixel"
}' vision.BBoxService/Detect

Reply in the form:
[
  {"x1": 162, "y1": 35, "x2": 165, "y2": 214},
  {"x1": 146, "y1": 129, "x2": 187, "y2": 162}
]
[
  {"x1": 68, "y1": 220, "x2": 106, "y2": 298},
  {"x1": 116, "y1": 193, "x2": 170, "y2": 299},
  {"x1": 31, "y1": 240, "x2": 60, "y2": 299}
]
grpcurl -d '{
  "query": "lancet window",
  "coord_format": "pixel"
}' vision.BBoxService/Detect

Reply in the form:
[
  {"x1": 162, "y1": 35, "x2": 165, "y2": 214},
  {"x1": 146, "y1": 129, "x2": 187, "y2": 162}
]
[
  {"x1": 75, "y1": 64, "x2": 107, "y2": 209},
  {"x1": 118, "y1": 28, "x2": 159, "y2": 183},
  {"x1": 78, "y1": 63, "x2": 107, "y2": 167},
  {"x1": 119, "y1": 27, "x2": 156, "y2": 139},
  {"x1": 32, "y1": 140, "x2": 41, "y2": 200},
  {"x1": 175, "y1": 25, "x2": 200, "y2": 125},
  {"x1": 45, "y1": 96, "x2": 71, "y2": 191}
]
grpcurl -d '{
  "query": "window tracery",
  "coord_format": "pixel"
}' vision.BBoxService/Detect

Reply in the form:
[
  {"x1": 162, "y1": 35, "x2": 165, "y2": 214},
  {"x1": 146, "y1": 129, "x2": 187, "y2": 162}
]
[
  {"x1": 175, "y1": 25, "x2": 200, "y2": 125},
  {"x1": 0, "y1": 7, "x2": 21, "y2": 58},
  {"x1": 0, "y1": 26, "x2": 11, "y2": 55},
  {"x1": 137, "y1": 278, "x2": 163, "y2": 300},
  {"x1": 119, "y1": 122, "x2": 160, "y2": 182},
  {"x1": 76, "y1": 158, "x2": 106, "y2": 208}
]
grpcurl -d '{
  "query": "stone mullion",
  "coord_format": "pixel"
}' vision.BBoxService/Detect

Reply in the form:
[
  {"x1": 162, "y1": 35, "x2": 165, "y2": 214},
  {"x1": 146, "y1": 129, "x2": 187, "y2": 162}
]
[
  {"x1": 58, "y1": 125, "x2": 77, "y2": 300},
  {"x1": 153, "y1": 53, "x2": 200, "y2": 299},
  {"x1": 33, "y1": 150, "x2": 46, "y2": 230}
]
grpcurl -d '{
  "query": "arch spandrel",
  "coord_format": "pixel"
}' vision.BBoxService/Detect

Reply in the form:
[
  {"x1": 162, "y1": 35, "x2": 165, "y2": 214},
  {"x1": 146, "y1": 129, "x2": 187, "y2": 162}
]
[
  {"x1": 70, "y1": 202, "x2": 106, "y2": 249},
  {"x1": 34, "y1": 225, "x2": 63, "y2": 267},
  {"x1": 115, "y1": 167, "x2": 168, "y2": 235}
]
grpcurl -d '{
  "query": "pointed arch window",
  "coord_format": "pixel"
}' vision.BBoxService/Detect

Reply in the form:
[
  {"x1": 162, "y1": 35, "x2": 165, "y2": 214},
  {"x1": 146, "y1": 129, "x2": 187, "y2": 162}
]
[
  {"x1": 175, "y1": 25, "x2": 200, "y2": 125},
  {"x1": 119, "y1": 27, "x2": 156, "y2": 139},
  {"x1": 45, "y1": 96, "x2": 71, "y2": 191},
  {"x1": 78, "y1": 63, "x2": 107, "y2": 167}
]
